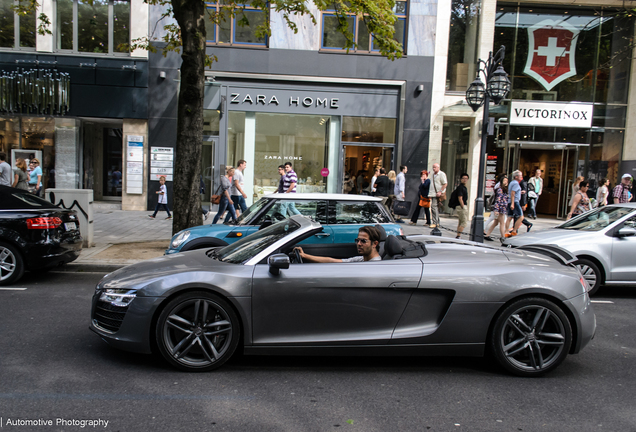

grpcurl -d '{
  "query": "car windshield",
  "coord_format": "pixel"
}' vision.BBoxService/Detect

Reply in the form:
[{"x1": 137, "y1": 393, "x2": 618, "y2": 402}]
[
  {"x1": 0, "y1": 188, "x2": 58, "y2": 209},
  {"x1": 558, "y1": 206, "x2": 634, "y2": 231},
  {"x1": 217, "y1": 218, "x2": 301, "y2": 264},
  {"x1": 232, "y1": 198, "x2": 271, "y2": 225}
]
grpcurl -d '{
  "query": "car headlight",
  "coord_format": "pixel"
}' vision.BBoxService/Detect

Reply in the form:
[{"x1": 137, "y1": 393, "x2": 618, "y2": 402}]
[
  {"x1": 99, "y1": 289, "x2": 137, "y2": 307},
  {"x1": 171, "y1": 230, "x2": 191, "y2": 248}
]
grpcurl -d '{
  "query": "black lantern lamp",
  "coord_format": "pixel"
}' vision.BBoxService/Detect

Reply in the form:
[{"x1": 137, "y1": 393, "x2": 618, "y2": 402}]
[
  {"x1": 488, "y1": 65, "x2": 511, "y2": 104},
  {"x1": 466, "y1": 77, "x2": 486, "y2": 112}
]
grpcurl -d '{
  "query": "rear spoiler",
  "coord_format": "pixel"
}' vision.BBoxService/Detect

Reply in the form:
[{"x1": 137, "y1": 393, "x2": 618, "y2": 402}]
[{"x1": 515, "y1": 244, "x2": 578, "y2": 266}]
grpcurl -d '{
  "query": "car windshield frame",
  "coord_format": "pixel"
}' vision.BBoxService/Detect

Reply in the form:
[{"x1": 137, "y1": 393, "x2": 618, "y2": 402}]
[
  {"x1": 0, "y1": 188, "x2": 58, "y2": 210},
  {"x1": 216, "y1": 218, "x2": 301, "y2": 264},
  {"x1": 232, "y1": 198, "x2": 272, "y2": 225},
  {"x1": 557, "y1": 206, "x2": 635, "y2": 232}
]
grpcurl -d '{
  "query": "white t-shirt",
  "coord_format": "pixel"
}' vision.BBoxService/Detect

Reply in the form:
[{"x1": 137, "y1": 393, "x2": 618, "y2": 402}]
[
  {"x1": 341, "y1": 255, "x2": 381, "y2": 262},
  {"x1": 158, "y1": 184, "x2": 167, "y2": 204},
  {"x1": 230, "y1": 169, "x2": 244, "y2": 196}
]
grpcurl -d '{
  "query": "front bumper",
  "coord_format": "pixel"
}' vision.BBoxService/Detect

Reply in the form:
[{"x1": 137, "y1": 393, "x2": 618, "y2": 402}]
[{"x1": 563, "y1": 292, "x2": 596, "y2": 354}]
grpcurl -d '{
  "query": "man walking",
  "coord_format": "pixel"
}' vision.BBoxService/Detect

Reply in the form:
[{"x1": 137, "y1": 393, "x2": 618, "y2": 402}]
[
  {"x1": 613, "y1": 174, "x2": 633, "y2": 204},
  {"x1": 282, "y1": 161, "x2": 301, "y2": 216},
  {"x1": 451, "y1": 173, "x2": 469, "y2": 238},
  {"x1": 427, "y1": 163, "x2": 447, "y2": 228},
  {"x1": 225, "y1": 159, "x2": 248, "y2": 222},
  {"x1": 393, "y1": 165, "x2": 407, "y2": 220},
  {"x1": 505, "y1": 170, "x2": 525, "y2": 238},
  {"x1": 373, "y1": 168, "x2": 390, "y2": 207},
  {"x1": 276, "y1": 165, "x2": 285, "y2": 193},
  {"x1": 527, "y1": 169, "x2": 543, "y2": 219},
  {"x1": 0, "y1": 152, "x2": 12, "y2": 186}
]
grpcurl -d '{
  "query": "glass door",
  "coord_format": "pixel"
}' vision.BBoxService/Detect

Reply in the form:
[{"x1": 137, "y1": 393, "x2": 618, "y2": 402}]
[
  {"x1": 342, "y1": 144, "x2": 393, "y2": 194},
  {"x1": 201, "y1": 137, "x2": 217, "y2": 210}
]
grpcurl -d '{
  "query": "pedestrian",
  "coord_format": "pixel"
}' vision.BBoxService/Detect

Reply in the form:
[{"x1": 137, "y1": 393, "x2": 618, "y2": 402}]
[
  {"x1": 567, "y1": 181, "x2": 591, "y2": 220},
  {"x1": 356, "y1": 170, "x2": 366, "y2": 194},
  {"x1": 281, "y1": 161, "x2": 301, "y2": 216},
  {"x1": 515, "y1": 175, "x2": 533, "y2": 233},
  {"x1": 393, "y1": 165, "x2": 407, "y2": 221},
  {"x1": 0, "y1": 152, "x2": 12, "y2": 186},
  {"x1": 450, "y1": 173, "x2": 469, "y2": 238},
  {"x1": 527, "y1": 169, "x2": 543, "y2": 219},
  {"x1": 484, "y1": 176, "x2": 509, "y2": 240},
  {"x1": 212, "y1": 167, "x2": 238, "y2": 224},
  {"x1": 504, "y1": 170, "x2": 525, "y2": 237},
  {"x1": 484, "y1": 173, "x2": 505, "y2": 234},
  {"x1": 28, "y1": 158, "x2": 42, "y2": 196},
  {"x1": 409, "y1": 170, "x2": 431, "y2": 226},
  {"x1": 276, "y1": 165, "x2": 285, "y2": 193},
  {"x1": 200, "y1": 175, "x2": 211, "y2": 221},
  {"x1": 370, "y1": 167, "x2": 380, "y2": 195},
  {"x1": 149, "y1": 176, "x2": 172, "y2": 219},
  {"x1": 373, "y1": 167, "x2": 391, "y2": 207},
  {"x1": 224, "y1": 159, "x2": 248, "y2": 223},
  {"x1": 595, "y1": 178, "x2": 609, "y2": 207},
  {"x1": 568, "y1": 176, "x2": 584, "y2": 207},
  {"x1": 12, "y1": 158, "x2": 29, "y2": 190},
  {"x1": 386, "y1": 170, "x2": 397, "y2": 212},
  {"x1": 613, "y1": 174, "x2": 632, "y2": 204},
  {"x1": 427, "y1": 163, "x2": 448, "y2": 229}
]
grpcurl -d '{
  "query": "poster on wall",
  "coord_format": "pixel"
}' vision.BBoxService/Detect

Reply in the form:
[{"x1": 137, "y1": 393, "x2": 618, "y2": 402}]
[
  {"x1": 126, "y1": 136, "x2": 144, "y2": 194},
  {"x1": 151, "y1": 147, "x2": 174, "y2": 181},
  {"x1": 486, "y1": 155, "x2": 497, "y2": 196}
]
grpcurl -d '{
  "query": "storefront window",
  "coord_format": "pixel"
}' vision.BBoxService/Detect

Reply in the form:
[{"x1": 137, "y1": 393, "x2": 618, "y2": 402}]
[
  {"x1": 0, "y1": 117, "x2": 20, "y2": 155},
  {"x1": 440, "y1": 121, "x2": 470, "y2": 212},
  {"x1": 446, "y1": 0, "x2": 480, "y2": 92},
  {"x1": 342, "y1": 117, "x2": 396, "y2": 143}
]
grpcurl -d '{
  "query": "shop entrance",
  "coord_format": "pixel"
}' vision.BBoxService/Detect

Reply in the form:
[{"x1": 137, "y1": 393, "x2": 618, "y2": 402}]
[
  {"x1": 342, "y1": 144, "x2": 393, "y2": 194},
  {"x1": 82, "y1": 120, "x2": 123, "y2": 201},
  {"x1": 510, "y1": 144, "x2": 584, "y2": 218}
]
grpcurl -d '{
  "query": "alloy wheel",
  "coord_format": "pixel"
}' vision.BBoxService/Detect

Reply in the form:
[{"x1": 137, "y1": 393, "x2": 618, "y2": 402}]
[{"x1": 577, "y1": 263, "x2": 597, "y2": 290}]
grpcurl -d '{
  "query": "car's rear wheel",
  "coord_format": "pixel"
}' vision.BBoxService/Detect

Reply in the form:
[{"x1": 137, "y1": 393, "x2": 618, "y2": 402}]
[
  {"x1": 0, "y1": 241, "x2": 25, "y2": 286},
  {"x1": 574, "y1": 258, "x2": 601, "y2": 295},
  {"x1": 155, "y1": 291, "x2": 240, "y2": 372},
  {"x1": 490, "y1": 297, "x2": 572, "y2": 377}
]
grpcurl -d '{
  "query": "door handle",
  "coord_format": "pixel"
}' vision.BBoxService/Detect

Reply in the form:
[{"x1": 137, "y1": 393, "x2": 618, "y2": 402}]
[
  {"x1": 389, "y1": 282, "x2": 414, "y2": 289},
  {"x1": 315, "y1": 233, "x2": 330, "y2": 238}
]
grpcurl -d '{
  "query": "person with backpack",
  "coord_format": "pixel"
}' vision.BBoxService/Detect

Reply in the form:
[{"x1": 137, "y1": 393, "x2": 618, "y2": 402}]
[{"x1": 449, "y1": 173, "x2": 469, "y2": 239}]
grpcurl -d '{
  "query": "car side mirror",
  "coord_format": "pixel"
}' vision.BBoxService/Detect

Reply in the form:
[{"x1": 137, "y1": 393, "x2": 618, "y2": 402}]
[
  {"x1": 268, "y1": 253, "x2": 290, "y2": 275},
  {"x1": 617, "y1": 226, "x2": 636, "y2": 238}
]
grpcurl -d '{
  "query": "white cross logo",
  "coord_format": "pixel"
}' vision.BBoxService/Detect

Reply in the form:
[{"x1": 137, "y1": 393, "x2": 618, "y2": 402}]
[{"x1": 536, "y1": 37, "x2": 566, "y2": 67}]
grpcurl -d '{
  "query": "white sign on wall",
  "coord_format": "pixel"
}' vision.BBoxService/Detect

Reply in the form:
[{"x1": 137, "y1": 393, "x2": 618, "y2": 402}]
[
  {"x1": 126, "y1": 136, "x2": 144, "y2": 194},
  {"x1": 510, "y1": 101, "x2": 593, "y2": 128},
  {"x1": 150, "y1": 147, "x2": 174, "y2": 181}
]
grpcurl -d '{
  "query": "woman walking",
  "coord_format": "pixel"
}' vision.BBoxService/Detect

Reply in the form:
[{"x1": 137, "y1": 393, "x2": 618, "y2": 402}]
[
  {"x1": 12, "y1": 158, "x2": 29, "y2": 190},
  {"x1": 212, "y1": 167, "x2": 238, "y2": 224},
  {"x1": 484, "y1": 176, "x2": 509, "y2": 240},
  {"x1": 567, "y1": 181, "x2": 590, "y2": 220},
  {"x1": 409, "y1": 170, "x2": 431, "y2": 226}
]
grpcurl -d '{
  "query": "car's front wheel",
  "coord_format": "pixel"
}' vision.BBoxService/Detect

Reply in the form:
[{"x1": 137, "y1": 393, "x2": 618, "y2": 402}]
[
  {"x1": 155, "y1": 291, "x2": 240, "y2": 372},
  {"x1": 574, "y1": 258, "x2": 601, "y2": 295},
  {"x1": 490, "y1": 297, "x2": 572, "y2": 377},
  {"x1": 0, "y1": 241, "x2": 25, "y2": 286}
]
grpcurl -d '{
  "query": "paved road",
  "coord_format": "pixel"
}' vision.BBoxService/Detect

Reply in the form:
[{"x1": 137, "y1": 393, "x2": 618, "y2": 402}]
[{"x1": 1, "y1": 271, "x2": 635, "y2": 431}]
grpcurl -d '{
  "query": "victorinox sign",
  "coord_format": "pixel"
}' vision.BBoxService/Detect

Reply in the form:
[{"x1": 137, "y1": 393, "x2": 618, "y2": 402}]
[{"x1": 524, "y1": 19, "x2": 580, "y2": 91}]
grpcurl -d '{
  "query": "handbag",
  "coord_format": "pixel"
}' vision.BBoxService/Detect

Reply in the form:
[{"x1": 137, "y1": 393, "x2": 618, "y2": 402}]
[
  {"x1": 419, "y1": 196, "x2": 431, "y2": 208},
  {"x1": 210, "y1": 185, "x2": 222, "y2": 205},
  {"x1": 394, "y1": 200, "x2": 411, "y2": 216}
]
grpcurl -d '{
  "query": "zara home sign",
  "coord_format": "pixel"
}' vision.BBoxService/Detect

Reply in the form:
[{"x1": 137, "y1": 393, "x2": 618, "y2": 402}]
[{"x1": 510, "y1": 101, "x2": 593, "y2": 128}]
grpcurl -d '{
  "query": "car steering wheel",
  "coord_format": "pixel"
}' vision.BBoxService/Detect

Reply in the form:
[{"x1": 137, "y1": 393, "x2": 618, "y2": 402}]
[
  {"x1": 294, "y1": 248, "x2": 303, "y2": 264},
  {"x1": 272, "y1": 212, "x2": 286, "y2": 221}
]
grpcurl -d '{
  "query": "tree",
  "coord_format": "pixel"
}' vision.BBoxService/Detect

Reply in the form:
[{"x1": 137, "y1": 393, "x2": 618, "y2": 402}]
[{"x1": 21, "y1": 0, "x2": 404, "y2": 234}]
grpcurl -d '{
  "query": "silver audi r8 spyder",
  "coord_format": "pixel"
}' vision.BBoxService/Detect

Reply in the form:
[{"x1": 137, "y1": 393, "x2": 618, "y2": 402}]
[
  {"x1": 503, "y1": 203, "x2": 636, "y2": 295},
  {"x1": 91, "y1": 215, "x2": 596, "y2": 377}
]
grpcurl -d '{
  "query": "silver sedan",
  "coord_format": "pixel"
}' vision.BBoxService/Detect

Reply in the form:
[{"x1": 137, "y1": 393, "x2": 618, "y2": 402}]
[{"x1": 503, "y1": 203, "x2": 636, "y2": 295}]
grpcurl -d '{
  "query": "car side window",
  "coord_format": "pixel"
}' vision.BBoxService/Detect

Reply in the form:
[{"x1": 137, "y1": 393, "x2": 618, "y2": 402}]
[
  {"x1": 261, "y1": 200, "x2": 328, "y2": 224},
  {"x1": 623, "y1": 215, "x2": 636, "y2": 229},
  {"x1": 330, "y1": 201, "x2": 391, "y2": 224}
]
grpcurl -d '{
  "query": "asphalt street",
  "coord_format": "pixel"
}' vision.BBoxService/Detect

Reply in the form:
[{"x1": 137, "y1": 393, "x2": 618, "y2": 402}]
[{"x1": 1, "y1": 271, "x2": 635, "y2": 432}]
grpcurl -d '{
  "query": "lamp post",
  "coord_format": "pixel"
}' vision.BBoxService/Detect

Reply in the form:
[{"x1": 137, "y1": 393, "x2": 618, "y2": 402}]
[{"x1": 465, "y1": 45, "x2": 510, "y2": 243}]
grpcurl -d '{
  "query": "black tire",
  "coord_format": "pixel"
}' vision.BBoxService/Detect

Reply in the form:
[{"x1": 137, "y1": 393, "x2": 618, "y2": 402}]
[
  {"x1": 490, "y1": 297, "x2": 572, "y2": 377},
  {"x1": 574, "y1": 258, "x2": 602, "y2": 296},
  {"x1": 155, "y1": 291, "x2": 240, "y2": 372},
  {"x1": 0, "y1": 241, "x2": 25, "y2": 286}
]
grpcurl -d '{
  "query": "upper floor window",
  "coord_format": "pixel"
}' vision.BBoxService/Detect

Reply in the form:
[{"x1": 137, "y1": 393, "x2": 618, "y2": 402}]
[
  {"x1": 321, "y1": 2, "x2": 407, "y2": 53},
  {"x1": 0, "y1": 0, "x2": 36, "y2": 49},
  {"x1": 56, "y1": 0, "x2": 130, "y2": 54},
  {"x1": 204, "y1": 1, "x2": 267, "y2": 47},
  {"x1": 446, "y1": 0, "x2": 480, "y2": 92}
]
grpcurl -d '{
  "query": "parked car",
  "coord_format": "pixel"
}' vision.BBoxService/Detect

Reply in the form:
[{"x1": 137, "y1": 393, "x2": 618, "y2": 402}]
[
  {"x1": 0, "y1": 185, "x2": 83, "y2": 285},
  {"x1": 166, "y1": 193, "x2": 403, "y2": 254},
  {"x1": 91, "y1": 215, "x2": 595, "y2": 377},
  {"x1": 502, "y1": 203, "x2": 636, "y2": 295}
]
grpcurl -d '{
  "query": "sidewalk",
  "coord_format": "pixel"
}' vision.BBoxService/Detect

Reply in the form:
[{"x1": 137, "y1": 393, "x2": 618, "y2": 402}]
[{"x1": 65, "y1": 206, "x2": 564, "y2": 272}]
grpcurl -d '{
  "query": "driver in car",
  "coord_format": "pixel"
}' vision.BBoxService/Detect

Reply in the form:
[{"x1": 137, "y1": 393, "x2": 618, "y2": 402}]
[{"x1": 294, "y1": 226, "x2": 381, "y2": 263}]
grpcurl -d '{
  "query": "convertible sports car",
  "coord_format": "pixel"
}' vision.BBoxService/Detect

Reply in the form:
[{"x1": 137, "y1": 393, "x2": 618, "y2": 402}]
[
  {"x1": 91, "y1": 216, "x2": 595, "y2": 377},
  {"x1": 166, "y1": 193, "x2": 402, "y2": 254},
  {"x1": 503, "y1": 203, "x2": 636, "y2": 295}
]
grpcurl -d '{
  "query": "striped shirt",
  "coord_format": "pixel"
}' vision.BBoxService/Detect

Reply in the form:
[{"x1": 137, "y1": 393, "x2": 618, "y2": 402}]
[{"x1": 283, "y1": 169, "x2": 297, "y2": 193}]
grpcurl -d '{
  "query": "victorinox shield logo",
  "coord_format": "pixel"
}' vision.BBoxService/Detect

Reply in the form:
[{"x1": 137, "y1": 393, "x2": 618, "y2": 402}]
[{"x1": 524, "y1": 19, "x2": 579, "y2": 91}]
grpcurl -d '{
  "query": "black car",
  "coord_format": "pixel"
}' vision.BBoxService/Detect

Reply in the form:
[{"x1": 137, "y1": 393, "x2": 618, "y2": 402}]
[{"x1": 0, "y1": 186, "x2": 83, "y2": 285}]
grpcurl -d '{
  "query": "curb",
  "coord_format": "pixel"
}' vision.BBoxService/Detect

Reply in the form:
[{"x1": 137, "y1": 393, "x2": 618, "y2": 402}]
[{"x1": 54, "y1": 263, "x2": 128, "y2": 274}]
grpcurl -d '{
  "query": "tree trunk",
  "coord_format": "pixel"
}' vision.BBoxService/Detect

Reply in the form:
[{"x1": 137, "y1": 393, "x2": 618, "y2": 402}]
[{"x1": 170, "y1": 0, "x2": 206, "y2": 235}]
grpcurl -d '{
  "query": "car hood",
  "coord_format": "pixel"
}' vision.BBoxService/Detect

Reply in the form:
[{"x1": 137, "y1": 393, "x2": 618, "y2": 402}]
[
  {"x1": 97, "y1": 249, "x2": 250, "y2": 296},
  {"x1": 502, "y1": 228, "x2": 589, "y2": 247}
]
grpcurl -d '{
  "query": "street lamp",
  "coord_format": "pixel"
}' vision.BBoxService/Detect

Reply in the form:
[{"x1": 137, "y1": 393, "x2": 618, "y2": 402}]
[{"x1": 465, "y1": 45, "x2": 510, "y2": 243}]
